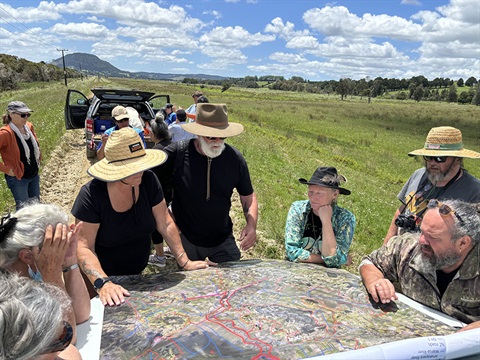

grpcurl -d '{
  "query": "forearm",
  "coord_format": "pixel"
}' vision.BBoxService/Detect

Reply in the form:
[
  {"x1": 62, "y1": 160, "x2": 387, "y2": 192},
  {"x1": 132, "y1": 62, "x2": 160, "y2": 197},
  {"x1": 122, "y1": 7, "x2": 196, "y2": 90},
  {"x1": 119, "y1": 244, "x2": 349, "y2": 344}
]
[
  {"x1": 298, "y1": 253, "x2": 324, "y2": 264},
  {"x1": 384, "y1": 208, "x2": 401, "y2": 245},
  {"x1": 359, "y1": 263, "x2": 385, "y2": 287},
  {"x1": 160, "y1": 216, "x2": 190, "y2": 267},
  {"x1": 243, "y1": 192, "x2": 258, "y2": 229},
  {"x1": 96, "y1": 145, "x2": 105, "y2": 160},
  {"x1": 77, "y1": 246, "x2": 107, "y2": 286},
  {"x1": 63, "y1": 268, "x2": 91, "y2": 324},
  {"x1": 320, "y1": 220, "x2": 336, "y2": 257}
]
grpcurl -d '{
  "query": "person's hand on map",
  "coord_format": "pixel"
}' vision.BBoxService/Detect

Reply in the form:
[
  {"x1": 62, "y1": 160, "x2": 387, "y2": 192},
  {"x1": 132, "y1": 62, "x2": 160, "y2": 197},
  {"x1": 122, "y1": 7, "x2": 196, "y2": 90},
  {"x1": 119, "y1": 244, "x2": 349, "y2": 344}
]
[
  {"x1": 367, "y1": 278, "x2": 398, "y2": 304},
  {"x1": 98, "y1": 282, "x2": 131, "y2": 307},
  {"x1": 239, "y1": 222, "x2": 257, "y2": 251},
  {"x1": 182, "y1": 259, "x2": 217, "y2": 271}
]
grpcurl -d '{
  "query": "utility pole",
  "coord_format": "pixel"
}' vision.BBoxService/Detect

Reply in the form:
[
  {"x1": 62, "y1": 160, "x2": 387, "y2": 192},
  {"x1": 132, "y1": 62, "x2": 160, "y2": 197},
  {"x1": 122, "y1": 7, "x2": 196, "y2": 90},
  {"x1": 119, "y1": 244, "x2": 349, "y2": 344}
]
[{"x1": 57, "y1": 48, "x2": 68, "y2": 86}]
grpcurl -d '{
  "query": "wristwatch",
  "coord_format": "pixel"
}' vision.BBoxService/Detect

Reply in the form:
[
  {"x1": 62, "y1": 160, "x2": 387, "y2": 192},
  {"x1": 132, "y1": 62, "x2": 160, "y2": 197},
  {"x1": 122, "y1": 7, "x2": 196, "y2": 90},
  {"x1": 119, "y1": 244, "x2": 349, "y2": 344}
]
[{"x1": 93, "y1": 277, "x2": 111, "y2": 291}]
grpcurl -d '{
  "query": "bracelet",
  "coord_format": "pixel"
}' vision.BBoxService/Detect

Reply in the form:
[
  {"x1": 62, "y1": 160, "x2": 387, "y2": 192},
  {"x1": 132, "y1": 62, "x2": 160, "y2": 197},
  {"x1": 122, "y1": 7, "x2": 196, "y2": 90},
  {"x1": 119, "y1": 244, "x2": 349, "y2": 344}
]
[
  {"x1": 180, "y1": 259, "x2": 190, "y2": 269},
  {"x1": 62, "y1": 263, "x2": 79, "y2": 273},
  {"x1": 176, "y1": 252, "x2": 186, "y2": 261}
]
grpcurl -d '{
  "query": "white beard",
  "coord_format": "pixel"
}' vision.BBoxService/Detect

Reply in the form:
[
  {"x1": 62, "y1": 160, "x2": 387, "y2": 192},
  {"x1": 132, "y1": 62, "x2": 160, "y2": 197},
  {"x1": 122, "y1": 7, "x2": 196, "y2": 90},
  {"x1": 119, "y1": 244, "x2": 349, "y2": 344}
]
[{"x1": 198, "y1": 136, "x2": 225, "y2": 158}]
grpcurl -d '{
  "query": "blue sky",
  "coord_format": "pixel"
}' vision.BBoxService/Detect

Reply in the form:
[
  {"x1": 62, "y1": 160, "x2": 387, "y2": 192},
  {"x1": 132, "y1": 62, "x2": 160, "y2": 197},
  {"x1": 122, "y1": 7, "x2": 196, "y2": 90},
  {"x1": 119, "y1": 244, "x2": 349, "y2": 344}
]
[{"x1": 0, "y1": 0, "x2": 478, "y2": 81}]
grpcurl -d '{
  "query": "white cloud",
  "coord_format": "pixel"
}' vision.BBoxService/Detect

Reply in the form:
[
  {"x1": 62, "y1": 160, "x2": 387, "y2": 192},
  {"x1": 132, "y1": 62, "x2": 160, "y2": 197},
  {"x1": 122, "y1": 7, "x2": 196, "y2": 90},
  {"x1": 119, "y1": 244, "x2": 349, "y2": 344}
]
[
  {"x1": 200, "y1": 26, "x2": 275, "y2": 48},
  {"x1": 203, "y1": 10, "x2": 222, "y2": 19},
  {"x1": 86, "y1": 16, "x2": 105, "y2": 23},
  {"x1": 303, "y1": 6, "x2": 422, "y2": 41},
  {"x1": 265, "y1": 17, "x2": 309, "y2": 41},
  {"x1": 50, "y1": 22, "x2": 109, "y2": 41},
  {"x1": 401, "y1": 0, "x2": 421, "y2": 6}
]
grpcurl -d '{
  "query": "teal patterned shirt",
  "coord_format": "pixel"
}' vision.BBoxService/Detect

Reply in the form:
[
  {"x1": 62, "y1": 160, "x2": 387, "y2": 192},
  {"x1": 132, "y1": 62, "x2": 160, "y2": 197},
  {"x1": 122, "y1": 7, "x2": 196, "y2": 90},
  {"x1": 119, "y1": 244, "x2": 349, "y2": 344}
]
[{"x1": 284, "y1": 200, "x2": 356, "y2": 268}]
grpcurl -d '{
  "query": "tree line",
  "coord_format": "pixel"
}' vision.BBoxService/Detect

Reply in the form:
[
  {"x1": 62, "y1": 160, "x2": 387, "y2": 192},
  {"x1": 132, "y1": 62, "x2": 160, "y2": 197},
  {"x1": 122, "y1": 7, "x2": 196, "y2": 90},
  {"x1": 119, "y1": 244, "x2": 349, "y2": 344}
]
[
  {"x1": 1, "y1": 52, "x2": 478, "y2": 105},
  {"x1": 183, "y1": 74, "x2": 480, "y2": 105},
  {"x1": 0, "y1": 54, "x2": 81, "y2": 91}
]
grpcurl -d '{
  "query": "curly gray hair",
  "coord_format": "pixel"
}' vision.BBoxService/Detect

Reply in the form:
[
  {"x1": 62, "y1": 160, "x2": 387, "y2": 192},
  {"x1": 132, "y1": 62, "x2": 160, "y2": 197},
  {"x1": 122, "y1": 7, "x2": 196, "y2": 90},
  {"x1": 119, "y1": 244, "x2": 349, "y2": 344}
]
[{"x1": 0, "y1": 272, "x2": 71, "y2": 359}]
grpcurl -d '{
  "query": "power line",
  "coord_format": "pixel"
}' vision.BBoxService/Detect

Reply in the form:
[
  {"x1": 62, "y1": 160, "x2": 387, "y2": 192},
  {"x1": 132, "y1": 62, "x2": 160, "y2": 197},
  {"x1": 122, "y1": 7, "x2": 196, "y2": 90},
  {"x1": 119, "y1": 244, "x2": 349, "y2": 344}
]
[{"x1": 0, "y1": 4, "x2": 56, "y2": 49}]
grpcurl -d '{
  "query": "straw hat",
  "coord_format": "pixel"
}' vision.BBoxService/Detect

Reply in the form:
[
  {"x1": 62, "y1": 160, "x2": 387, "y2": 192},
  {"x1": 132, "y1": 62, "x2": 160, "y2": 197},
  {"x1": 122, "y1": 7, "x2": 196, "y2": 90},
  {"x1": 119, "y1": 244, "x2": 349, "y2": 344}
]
[
  {"x1": 181, "y1": 103, "x2": 244, "y2": 138},
  {"x1": 87, "y1": 127, "x2": 167, "y2": 182},
  {"x1": 299, "y1": 166, "x2": 351, "y2": 195},
  {"x1": 408, "y1": 126, "x2": 480, "y2": 159}
]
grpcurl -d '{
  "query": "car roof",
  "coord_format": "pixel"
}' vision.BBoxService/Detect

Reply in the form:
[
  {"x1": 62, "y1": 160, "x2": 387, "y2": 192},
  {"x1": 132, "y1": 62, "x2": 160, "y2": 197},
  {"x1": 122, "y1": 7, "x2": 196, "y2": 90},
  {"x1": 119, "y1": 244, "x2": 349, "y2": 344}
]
[{"x1": 91, "y1": 87, "x2": 155, "y2": 102}]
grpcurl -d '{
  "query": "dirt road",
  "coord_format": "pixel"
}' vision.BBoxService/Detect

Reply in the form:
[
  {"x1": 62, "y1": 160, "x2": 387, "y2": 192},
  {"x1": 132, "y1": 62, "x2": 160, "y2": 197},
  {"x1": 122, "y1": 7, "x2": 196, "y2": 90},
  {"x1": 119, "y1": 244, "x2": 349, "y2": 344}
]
[{"x1": 40, "y1": 129, "x2": 92, "y2": 217}]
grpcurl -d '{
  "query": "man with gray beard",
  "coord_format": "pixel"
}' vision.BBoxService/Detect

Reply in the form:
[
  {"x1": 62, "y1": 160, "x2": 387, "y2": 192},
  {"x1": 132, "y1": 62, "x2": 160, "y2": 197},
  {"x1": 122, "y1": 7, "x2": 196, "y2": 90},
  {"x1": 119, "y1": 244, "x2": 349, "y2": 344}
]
[
  {"x1": 383, "y1": 126, "x2": 480, "y2": 244},
  {"x1": 361, "y1": 199, "x2": 480, "y2": 330},
  {"x1": 159, "y1": 103, "x2": 258, "y2": 263}
]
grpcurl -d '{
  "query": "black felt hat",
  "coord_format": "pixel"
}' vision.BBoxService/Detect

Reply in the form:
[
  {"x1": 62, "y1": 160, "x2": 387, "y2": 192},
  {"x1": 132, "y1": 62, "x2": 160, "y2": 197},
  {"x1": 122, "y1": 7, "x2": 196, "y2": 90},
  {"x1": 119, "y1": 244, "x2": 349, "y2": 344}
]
[{"x1": 299, "y1": 166, "x2": 351, "y2": 195}]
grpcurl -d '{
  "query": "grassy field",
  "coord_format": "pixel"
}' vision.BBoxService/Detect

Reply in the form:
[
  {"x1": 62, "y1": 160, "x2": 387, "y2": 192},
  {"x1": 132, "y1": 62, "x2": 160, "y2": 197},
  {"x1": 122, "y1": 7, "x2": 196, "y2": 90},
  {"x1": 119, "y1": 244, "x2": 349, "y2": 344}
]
[{"x1": 1, "y1": 77, "x2": 479, "y2": 273}]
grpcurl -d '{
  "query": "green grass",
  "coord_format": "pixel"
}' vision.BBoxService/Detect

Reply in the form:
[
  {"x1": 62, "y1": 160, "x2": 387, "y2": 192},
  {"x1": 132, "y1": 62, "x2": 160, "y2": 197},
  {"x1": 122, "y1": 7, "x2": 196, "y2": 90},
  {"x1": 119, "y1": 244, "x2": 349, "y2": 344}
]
[{"x1": 1, "y1": 77, "x2": 479, "y2": 273}]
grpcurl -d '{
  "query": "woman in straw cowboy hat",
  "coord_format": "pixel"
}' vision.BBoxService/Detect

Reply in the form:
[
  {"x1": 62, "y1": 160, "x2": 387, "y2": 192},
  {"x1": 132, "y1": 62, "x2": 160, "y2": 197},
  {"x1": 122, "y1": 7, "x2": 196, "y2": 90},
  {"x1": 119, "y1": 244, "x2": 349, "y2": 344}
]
[
  {"x1": 285, "y1": 166, "x2": 356, "y2": 268},
  {"x1": 71, "y1": 128, "x2": 215, "y2": 306},
  {"x1": 383, "y1": 126, "x2": 480, "y2": 244}
]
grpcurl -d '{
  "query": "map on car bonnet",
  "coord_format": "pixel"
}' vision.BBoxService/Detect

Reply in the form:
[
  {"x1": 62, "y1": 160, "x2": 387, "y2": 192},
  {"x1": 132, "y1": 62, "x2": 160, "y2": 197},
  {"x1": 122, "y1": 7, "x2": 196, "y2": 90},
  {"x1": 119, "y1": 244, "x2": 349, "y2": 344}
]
[{"x1": 100, "y1": 259, "x2": 454, "y2": 359}]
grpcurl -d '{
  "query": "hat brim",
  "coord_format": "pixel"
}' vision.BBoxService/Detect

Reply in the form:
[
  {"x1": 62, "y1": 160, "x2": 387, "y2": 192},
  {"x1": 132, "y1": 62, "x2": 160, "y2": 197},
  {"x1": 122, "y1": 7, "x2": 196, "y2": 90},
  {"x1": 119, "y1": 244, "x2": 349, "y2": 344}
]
[
  {"x1": 14, "y1": 107, "x2": 33, "y2": 113},
  {"x1": 181, "y1": 122, "x2": 244, "y2": 138},
  {"x1": 87, "y1": 149, "x2": 167, "y2": 182},
  {"x1": 299, "y1": 178, "x2": 351, "y2": 195},
  {"x1": 408, "y1": 148, "x2": 480, "y2": 159}
]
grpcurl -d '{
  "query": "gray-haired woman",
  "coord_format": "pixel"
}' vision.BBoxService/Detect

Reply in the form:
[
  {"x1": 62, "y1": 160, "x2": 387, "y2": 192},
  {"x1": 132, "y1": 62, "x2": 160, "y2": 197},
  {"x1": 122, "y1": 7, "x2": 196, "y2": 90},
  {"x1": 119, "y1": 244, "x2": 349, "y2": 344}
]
[
  {"x1": 0, "y1": 202, "x2": 90, "y2": 332},
  {"x1": 0, "y1": 272, "x2": 80, "y2": 359}
]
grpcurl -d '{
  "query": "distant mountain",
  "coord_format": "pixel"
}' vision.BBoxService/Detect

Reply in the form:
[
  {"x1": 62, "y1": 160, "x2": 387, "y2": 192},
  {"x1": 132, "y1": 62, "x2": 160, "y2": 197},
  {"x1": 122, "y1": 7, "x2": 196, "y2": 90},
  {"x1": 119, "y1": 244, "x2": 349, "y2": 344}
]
[{"x1": 50, "y1": 52, "x2": 227, "y2": 81}]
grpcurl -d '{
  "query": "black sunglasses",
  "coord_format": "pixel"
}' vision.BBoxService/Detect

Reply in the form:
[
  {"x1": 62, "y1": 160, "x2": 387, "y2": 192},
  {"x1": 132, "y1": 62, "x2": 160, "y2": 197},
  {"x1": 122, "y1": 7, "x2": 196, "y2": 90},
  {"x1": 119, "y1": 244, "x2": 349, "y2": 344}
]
[
  {"x1": 205, "y1": 136, "x2": 226, "y2": 141},
  {"x1": 15, "y1": 113, "x2": 31, "y2": 118},
  {"x1": 115, "y1": 118, "x2": 130, "y2": 123},
  {"x1": 427, "y1": 199, "x2": 465, "y2": 225},
  {"x1": 41, "y1": 321, "x2": 73, "y2": 355},
  {"x1": 423, "y1": 156, "x2": 447, "y2": 163}
]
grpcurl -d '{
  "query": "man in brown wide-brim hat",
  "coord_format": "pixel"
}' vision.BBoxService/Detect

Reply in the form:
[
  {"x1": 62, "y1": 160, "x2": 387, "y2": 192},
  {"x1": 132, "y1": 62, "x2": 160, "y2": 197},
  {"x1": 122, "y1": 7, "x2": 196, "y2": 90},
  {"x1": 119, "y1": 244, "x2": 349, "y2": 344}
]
[
  {"x1": 383, "y1": 126, "x2": 480, "y2": 244},
  {"x1": 157, "y1": 103, "x2": 258, "y2": 263}
]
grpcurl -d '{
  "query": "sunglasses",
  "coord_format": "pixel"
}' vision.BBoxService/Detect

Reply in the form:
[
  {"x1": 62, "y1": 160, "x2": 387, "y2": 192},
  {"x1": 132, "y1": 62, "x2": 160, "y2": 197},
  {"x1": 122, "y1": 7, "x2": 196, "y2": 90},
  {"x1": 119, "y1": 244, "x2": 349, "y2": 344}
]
[
  {"x1": 15, "y1": 113, "x2": 31, "y2": 118},
  {"x1": 205, "y1": 136, "x2": 226, "y2": 141},
  {"x1": 423, "y1": 156, "x2": 447, "y2": 163},
  {"x1": 427, "y1": 199, "x2": 465, "y2": 225},
  {"x1": 115, "y1": 118, "x2": 130, "y2": 123},
  {"x1": 41, "y1": 321, "x2": 73, "y2": 354}
]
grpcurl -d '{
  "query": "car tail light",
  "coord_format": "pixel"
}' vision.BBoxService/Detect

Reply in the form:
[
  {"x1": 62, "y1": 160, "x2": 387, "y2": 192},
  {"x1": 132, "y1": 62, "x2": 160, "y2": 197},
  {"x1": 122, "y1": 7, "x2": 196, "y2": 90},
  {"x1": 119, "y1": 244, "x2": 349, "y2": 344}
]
[{"x1": 86, "y1": 117, "x2": 94, "y2": 133}]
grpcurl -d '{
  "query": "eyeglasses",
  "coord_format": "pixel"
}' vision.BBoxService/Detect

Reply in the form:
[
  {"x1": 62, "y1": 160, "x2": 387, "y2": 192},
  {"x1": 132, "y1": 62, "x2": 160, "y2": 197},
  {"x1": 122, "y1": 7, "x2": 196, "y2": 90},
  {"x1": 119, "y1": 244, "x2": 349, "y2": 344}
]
[
  {"x1": 427, "y1": 199, "x2": 465, "y2": 225},
  {"x1": 41, "y1": 321, "x2": 73, "y2": 354},
  {"x1": 423, "y1": 156, "x2": 447, "y2": 163},
  {"x1": 205, "y1": 136, "x2": 226, "y2": 141},
  {"x1": 15, "y1": 113, "x2": 31, "y2": 118},
  {"x1": 115, "y1": 118, "x2": 130, "y2": 123}
]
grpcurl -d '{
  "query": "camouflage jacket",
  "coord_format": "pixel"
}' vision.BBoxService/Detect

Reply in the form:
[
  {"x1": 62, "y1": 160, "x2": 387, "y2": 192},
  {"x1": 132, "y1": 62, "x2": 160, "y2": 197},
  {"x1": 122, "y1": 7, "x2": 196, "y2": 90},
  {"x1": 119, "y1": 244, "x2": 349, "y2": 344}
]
[{"x1": 364, "y1": 233, "x2": 480, "y2": 324}]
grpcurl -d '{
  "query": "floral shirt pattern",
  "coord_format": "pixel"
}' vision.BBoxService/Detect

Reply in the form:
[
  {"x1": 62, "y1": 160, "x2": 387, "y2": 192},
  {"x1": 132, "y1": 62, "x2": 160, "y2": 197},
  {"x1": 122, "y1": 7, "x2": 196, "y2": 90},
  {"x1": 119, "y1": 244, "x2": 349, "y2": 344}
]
[{"x1": 284, "y1": 200, "x2": 356, "y2": 268}]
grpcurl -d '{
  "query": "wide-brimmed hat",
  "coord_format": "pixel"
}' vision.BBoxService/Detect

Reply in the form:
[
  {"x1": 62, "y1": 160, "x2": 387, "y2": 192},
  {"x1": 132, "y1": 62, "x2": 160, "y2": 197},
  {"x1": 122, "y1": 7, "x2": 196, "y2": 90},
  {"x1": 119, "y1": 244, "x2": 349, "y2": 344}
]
[
  {"x1": 111, "y1": 106, "x2": 129, "y2": 121},
  {"x1": 7, "y1": 101, "x2": 33, "y2": 113},
  {"x1": 299, "y1": 166, "x2": 351, "y2": 195},
  {"x1": 87, "y1": 128, "x2": 167, "y2": 182},
  {"x1": 408, "y1": 126, "x2": 480, "y2": 159},
  {"x1": 181, "y1": 103, "x2": 244, "y2": 138}
]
